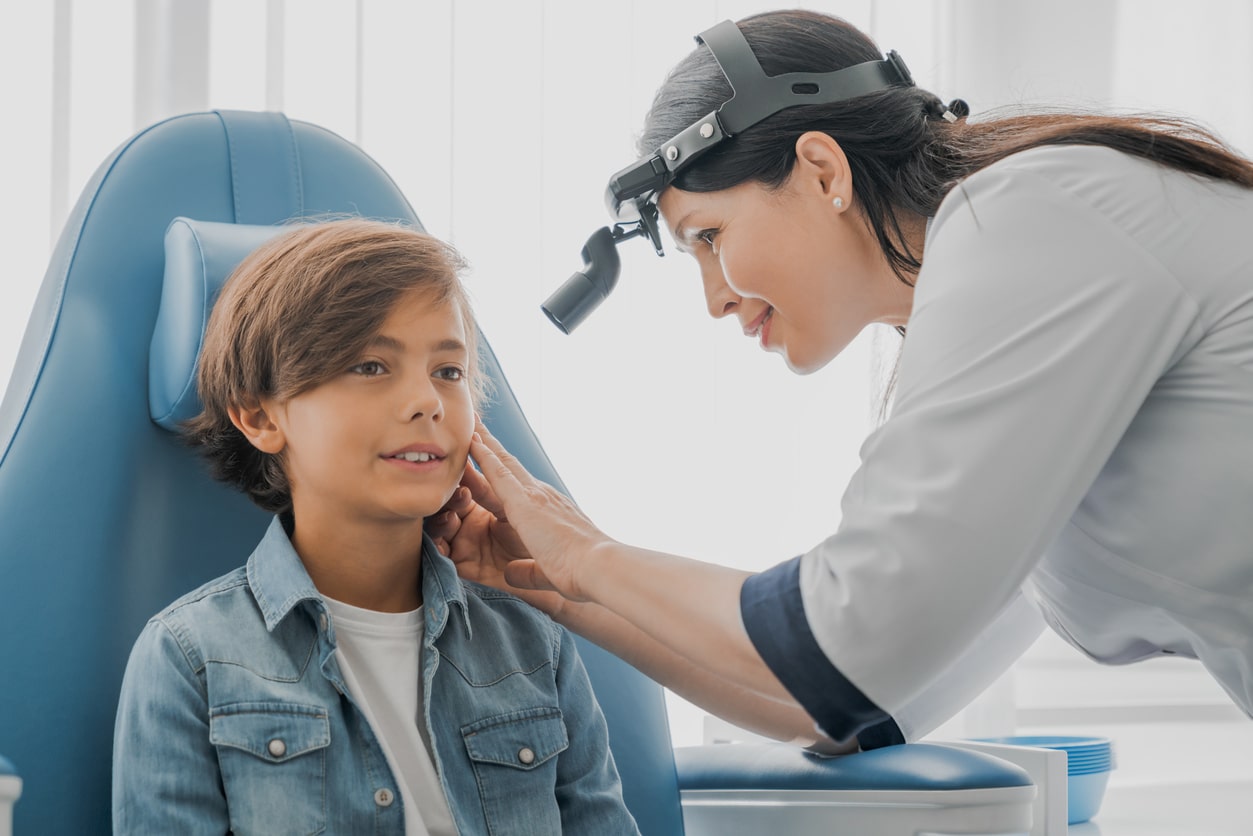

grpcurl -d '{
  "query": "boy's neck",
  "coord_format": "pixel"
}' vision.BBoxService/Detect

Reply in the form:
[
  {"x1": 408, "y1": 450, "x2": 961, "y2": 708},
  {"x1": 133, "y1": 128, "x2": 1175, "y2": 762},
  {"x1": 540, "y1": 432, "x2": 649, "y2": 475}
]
[{"x1": 288, "y1": 512, "x2": 426, "y2": 613}]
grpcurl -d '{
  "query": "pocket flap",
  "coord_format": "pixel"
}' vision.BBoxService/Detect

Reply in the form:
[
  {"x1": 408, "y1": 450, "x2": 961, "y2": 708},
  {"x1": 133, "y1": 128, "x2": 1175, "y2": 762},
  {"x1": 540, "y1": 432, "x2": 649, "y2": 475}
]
[
  {"x1": 210, "y1": 702, "x2": 330, "y2": 763},
  {"x1": 462, "y1": 707, "x2": 568, "y2": 770}
]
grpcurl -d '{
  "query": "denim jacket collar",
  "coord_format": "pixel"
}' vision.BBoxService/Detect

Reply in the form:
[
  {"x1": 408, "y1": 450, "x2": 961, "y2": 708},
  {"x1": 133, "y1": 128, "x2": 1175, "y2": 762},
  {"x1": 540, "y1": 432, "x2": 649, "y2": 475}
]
[{"x1": 246, "y1": 516, "x2": 471, "y2": 640}]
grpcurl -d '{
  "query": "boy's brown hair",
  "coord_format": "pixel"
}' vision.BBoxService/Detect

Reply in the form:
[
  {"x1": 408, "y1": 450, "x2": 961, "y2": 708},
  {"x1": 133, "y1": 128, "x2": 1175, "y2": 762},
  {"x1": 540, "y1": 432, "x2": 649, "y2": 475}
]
[{"x1": 184, "y1": 219, "x2": 486, "y2": 513}]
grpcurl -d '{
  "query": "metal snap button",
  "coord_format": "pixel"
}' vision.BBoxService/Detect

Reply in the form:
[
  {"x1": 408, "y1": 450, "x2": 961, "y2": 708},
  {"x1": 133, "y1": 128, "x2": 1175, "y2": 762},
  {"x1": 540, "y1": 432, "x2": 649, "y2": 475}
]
[
  {"x1": 517, "y1": 747, "x2": 535, "y2": 765},
  {"x1": 267, "y1": 738, "x2": 286, "y2": 758},
  {"x1": 374, "y1": 787, "x2": 394, "y2": 807}
]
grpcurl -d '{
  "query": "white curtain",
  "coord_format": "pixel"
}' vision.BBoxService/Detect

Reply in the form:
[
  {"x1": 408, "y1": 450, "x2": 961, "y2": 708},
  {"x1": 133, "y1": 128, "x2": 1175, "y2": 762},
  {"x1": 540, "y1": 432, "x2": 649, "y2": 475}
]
[{"x1": 3, "y1": 1, "x2": 1252, "y2": 756}]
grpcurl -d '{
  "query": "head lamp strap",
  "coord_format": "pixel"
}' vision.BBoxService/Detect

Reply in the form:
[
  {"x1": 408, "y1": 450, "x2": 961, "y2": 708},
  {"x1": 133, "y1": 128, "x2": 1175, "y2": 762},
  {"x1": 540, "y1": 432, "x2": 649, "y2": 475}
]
[
  {"x1": 654, "y1": 21, "x2": 915, "y2": 178},
  {"x1": 608, "y1": 21, "x2": 917, "y2": 221},
  {"x1": 695, "y1": 19, "x2": 915, "y2": 135}
]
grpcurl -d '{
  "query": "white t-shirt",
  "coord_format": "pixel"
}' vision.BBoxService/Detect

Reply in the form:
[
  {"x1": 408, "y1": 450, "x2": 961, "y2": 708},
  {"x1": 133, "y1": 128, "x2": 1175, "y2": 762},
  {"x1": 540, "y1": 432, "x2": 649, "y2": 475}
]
[
  {"x1": 798, "y1": 144, "x2": 1253, "y2": 737},
  {"x1": 323, "y1": 596, "x2": 457, "y2": 836}
]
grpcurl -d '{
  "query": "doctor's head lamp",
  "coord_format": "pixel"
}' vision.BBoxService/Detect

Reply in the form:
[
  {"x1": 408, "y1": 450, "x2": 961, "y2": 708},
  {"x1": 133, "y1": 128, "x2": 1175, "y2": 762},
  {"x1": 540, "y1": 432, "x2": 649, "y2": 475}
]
[{"x1": 541, "y1": 18, "x2": 917, "y2": 333}]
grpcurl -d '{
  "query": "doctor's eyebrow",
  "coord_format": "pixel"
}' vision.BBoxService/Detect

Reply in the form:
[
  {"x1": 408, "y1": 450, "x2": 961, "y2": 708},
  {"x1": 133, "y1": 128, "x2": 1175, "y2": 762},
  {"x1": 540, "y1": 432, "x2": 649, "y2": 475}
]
[{"x1": 671, "y1": 213, "x2": 697, "y2": 246}]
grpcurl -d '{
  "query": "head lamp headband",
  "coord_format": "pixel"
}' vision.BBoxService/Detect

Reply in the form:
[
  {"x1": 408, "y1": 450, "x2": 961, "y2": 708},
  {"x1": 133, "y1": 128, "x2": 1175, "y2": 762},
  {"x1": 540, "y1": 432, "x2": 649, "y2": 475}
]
[{"x1": 542, "y1": 19, "x2": 914, "y2": 333}]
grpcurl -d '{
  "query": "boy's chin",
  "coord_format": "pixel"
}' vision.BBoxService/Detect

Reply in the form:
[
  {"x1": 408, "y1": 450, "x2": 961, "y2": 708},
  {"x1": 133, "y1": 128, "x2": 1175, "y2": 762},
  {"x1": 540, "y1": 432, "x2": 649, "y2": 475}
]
[
  {"x1": 371, "y1": 483, "x2": 463, "y2": 525},
  {"x1": 369, "y1": 498, "x2": 452, "y2": 526}
]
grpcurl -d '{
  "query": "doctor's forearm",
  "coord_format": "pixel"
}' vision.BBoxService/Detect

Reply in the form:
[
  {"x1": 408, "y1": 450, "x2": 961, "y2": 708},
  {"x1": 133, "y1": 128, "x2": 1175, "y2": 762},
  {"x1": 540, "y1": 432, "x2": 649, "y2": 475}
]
[
  {"x1": 577, "y1": 541, "x2": 794, "y2": 708},
  {"x1": 554, "y1": 596, "x2": 840, "y2": 747}
]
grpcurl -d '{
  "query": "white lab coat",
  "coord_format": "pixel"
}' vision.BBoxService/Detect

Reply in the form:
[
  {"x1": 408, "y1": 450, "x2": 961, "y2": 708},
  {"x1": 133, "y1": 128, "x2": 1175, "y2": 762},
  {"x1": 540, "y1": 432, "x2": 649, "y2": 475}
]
[{"x1": 756, "y1": 144, "x2": 1253, "y2": 741}]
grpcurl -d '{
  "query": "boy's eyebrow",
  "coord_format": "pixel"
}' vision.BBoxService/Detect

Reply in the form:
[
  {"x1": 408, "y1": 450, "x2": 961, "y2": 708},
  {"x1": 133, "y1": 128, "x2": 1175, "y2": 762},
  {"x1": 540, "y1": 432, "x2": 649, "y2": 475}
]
[
  {"x1": 366, "y1": 334, "x2": 406, "y2": 352},
  {"x1": 366, "y1": 334, "x2": 467, "y2": 354},
  {"x1": 431, "y1": 338, "x2": 468, "y2": 354}
]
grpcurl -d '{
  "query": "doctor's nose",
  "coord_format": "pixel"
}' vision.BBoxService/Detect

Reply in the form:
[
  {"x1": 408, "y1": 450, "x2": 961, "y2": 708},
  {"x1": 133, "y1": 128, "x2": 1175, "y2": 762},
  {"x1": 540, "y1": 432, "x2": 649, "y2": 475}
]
[{"x1": 701, "y1": 263, "x2": 739, "y2": 319}]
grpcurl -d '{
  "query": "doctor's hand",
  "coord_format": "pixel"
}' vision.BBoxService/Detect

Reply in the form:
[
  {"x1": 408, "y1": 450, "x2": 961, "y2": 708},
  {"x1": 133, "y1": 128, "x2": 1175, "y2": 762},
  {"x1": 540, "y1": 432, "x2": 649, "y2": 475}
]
[
  {"x1": 427, "y1": 463, "x2": 568, "y2": 617},
  {"x1": 458, "y1": 420, "x2": 613, "y2": 603}
]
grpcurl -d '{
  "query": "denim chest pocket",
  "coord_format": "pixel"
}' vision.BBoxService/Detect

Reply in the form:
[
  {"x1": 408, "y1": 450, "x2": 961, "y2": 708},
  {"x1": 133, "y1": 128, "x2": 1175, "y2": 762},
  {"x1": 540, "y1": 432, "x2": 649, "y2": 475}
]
[
  {"x1": 209, "y1": 702, "x2": 330, "y2": 836},
  {"x1": 462, "y1": 707, "x2": 569, "y2": 835}
]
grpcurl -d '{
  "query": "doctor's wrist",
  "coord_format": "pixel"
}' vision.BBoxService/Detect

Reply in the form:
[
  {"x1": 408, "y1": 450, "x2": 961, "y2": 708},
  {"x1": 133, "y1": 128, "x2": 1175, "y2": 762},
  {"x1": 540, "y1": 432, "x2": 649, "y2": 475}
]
[{"x1": 570, "y1": 539, "x2": 621, "y2": 605}]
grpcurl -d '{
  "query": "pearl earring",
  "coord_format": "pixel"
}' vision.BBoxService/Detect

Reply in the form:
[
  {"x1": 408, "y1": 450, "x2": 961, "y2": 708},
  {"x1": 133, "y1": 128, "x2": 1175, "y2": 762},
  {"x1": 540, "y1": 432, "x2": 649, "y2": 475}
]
[{"x1": 833, "y1": 197, "x2": 844, "y2": 209}]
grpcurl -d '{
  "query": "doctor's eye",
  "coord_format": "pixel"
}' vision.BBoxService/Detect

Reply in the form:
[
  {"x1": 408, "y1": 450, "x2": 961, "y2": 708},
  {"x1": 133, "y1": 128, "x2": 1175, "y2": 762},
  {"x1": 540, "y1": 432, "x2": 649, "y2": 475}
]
[{"x1": 349, "y1": 360, "x2": 387, "y2": 377}]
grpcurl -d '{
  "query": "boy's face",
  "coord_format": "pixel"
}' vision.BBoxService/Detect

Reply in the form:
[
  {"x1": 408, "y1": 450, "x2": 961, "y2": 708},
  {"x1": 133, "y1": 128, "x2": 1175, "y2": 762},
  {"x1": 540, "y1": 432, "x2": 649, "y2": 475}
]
[{"x1": 261, "y1": 289, "x2": 475, "y2": 529}]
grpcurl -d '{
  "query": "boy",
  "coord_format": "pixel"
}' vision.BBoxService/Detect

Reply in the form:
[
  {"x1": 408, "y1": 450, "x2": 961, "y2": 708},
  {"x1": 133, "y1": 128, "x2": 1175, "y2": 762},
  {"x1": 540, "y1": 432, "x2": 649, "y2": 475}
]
[{"x1": 113, "y1": 220, "x2": 639, "y2": 836}]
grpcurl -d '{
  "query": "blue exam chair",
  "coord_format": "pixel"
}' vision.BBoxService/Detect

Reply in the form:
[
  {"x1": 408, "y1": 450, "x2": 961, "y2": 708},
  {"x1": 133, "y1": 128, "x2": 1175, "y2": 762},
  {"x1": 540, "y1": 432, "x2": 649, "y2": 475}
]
[{"x1": 0, "y1": 110, "x2": 1034, "y2": 835}]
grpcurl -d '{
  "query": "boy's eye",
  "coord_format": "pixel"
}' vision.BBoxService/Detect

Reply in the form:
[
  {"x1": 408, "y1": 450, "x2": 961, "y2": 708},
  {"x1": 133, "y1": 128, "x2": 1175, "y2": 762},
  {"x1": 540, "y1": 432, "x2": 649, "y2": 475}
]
[
  {"x1": 697, "y1": 229, "x2": 719, "y2": 247},
  {"x1": 435, "y1": 366, "x2": 464, "y2": 382},
  {"x1": 350, "y1": 360, "x2": 387, "y2": 376}
]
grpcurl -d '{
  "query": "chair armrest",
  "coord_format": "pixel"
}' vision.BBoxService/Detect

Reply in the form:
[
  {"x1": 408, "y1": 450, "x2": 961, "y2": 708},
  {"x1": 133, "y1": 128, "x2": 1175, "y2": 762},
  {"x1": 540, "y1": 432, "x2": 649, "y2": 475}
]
[
  {"x1": 937, "y1": 739, "x2": 1069, "y2": 836},
  {"x1": 0, "y1": 754, "x2": 22, "y2": 836},
  {"x1": 674, "y1": 742, "x2": 1035, "y2": 836},
  {"x1": 676, "y1": 741, "x2": 1031, "y2": 790}
]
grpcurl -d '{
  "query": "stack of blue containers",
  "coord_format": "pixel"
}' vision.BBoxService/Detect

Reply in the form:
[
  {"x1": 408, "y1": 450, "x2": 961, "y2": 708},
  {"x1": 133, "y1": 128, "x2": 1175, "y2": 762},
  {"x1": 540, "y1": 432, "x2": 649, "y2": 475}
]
[{"x1": 976, "y1": 735, "x2": 1114, "y2": 824}]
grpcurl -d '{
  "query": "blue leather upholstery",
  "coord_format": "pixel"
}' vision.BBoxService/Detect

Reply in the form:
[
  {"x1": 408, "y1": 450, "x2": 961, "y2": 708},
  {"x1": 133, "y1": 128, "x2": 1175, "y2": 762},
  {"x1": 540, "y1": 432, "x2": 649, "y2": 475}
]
[
  {"x1": 150, "y1": 218, "x2": 292, "y2": 430},
  {"x1": 0, "y1": 109, "x2": 1031, "y2": 836},
  {"x1": 0, "y1": 109, "x2": 682, "y2": 836},
  {"x1": 675, "y1": 742, "x2": 1030, "y2": 791}
]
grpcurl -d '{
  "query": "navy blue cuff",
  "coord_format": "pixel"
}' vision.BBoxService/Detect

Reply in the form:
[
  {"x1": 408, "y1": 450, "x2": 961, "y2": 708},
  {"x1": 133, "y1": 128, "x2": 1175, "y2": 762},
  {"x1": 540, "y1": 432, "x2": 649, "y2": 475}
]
[{"x1": 741, "y1": 557, "x2": 904, "y2": 749}]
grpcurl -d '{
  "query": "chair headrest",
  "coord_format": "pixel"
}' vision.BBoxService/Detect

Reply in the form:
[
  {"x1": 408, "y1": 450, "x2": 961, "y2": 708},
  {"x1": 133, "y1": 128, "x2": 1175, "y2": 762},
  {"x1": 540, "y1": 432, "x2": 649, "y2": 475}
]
[{"x1": 149, "y1": 218, "x2": 290, "y2": 432}]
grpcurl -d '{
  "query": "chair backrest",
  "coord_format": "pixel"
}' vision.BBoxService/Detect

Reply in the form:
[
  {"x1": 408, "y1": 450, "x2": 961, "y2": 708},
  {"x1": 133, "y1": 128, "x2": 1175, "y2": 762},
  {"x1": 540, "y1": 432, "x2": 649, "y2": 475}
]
[{"x1": 0, "y1": 110, "x2": 683, "y2": 836}]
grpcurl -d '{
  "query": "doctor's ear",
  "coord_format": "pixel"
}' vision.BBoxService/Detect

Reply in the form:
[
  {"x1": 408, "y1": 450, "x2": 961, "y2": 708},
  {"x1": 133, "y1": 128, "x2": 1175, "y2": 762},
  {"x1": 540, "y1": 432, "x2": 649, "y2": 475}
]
[
  {"x1": 793, "y1": 130, "x2": 853, "y2": 205},
  {"x1": 227, "y1": 400, "x2": 286, "y2": 454}
]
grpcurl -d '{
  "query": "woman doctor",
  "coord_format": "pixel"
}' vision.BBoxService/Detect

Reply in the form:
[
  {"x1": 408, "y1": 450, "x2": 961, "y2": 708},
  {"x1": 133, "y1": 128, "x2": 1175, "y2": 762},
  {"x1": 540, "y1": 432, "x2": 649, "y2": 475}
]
[{"x1": 430, "y1": 8, "x2": 1253, "y2": 752}]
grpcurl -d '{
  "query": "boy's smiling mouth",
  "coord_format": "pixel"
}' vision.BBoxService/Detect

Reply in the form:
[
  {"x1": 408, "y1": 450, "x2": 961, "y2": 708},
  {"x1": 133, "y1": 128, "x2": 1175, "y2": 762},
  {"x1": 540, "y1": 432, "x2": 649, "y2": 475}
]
[
  {"x1": 382, "y1": 444, "x2": 447, "y2": 465},
  {"x1": 389, "y1": 451, "x2": 439, "y2": 463}
]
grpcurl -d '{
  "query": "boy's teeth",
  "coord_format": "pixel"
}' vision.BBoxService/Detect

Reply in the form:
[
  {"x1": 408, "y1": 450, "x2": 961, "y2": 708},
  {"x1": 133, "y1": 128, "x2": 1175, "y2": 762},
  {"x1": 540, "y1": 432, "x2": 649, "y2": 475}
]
[{"x1": 397, "y1": 452, "x2": 434, "y2": 462}]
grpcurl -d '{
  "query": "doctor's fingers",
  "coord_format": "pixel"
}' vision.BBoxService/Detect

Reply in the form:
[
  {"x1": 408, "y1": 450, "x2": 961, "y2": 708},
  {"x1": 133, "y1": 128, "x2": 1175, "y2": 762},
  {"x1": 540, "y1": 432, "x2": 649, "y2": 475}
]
[
  {"x1": 441, "y1": 485, "x2": 474, "y2": 516},
  {"x1": 426, "y1": 515, "x2": 460, "y2": 555},
  {"x1": 503, "y1": 559, "x2": 559, "y2": 593},
  {"x1": 458, "y1": 465, "x2": 505, "y2": 518},
  {"x1": 472, "y1": 420, "x2": 546, "y2": 489},
  {"x1": 469, "y1": 429, "x2": 537, "y2": 511},
  {"x1": 471, "y1": 426, "x2": 583, "y2": 528},
  {"x1": 425, "y1": 497, "x2": 465, "y2": 546}
]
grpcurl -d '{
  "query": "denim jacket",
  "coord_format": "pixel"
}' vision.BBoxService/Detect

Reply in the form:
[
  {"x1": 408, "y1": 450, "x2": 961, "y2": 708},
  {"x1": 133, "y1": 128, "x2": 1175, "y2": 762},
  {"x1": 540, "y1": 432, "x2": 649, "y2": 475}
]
[{"x1": 113, "y1": 517, "x2": 639, "y2": 835}]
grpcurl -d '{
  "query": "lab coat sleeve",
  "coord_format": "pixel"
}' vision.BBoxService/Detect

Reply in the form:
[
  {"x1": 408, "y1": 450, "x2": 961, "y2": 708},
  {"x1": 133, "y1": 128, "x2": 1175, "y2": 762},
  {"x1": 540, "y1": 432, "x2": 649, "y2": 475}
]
[
  {"x1": 743, "y1": 567, "x2": 1044, "y2": 745},
  {"x1": 889, "y1": 589, "x2": 1044, "y2": 741},
  {"x1": 743, "y1": 152, "x2": 1200, "y2": 745}
]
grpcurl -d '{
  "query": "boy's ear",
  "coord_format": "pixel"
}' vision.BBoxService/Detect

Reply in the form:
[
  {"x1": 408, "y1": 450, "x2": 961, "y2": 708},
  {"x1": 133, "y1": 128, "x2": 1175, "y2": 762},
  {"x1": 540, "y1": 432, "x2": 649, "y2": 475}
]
[{"x1": 227, "y1": 400, "x2": 286, "y2": 454}]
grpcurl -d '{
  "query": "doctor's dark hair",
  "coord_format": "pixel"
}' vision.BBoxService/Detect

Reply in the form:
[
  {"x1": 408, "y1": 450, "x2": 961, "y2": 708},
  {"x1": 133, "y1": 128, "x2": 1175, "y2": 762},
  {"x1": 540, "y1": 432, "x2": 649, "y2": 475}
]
[
  {"x1": 184, "y1": 219, "x2": 486, "y2": 514},
  {"x1": 640, "y1": 9, "x2": 1253, "y2": 287}
]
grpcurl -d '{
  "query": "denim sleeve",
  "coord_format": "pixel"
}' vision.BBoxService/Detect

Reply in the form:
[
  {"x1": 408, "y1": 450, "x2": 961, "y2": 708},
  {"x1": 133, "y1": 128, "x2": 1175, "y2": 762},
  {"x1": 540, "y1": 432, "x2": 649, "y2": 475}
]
[
  {"x1": 113, "y1": 618, "x2": 229, "y2": 835},
  {"x1": 552, "y1": 626, "x2": 642, "y2": 835}
]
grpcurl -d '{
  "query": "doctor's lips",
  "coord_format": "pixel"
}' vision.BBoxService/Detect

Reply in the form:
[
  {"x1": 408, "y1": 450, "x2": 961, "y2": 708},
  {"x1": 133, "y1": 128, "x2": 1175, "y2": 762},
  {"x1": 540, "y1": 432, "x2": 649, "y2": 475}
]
[
  {"x1": 743, "y1": 306, "x2": 774, "y2": 345},
  {"x1": 382, "y1": 443, "x2": 447, "y2": 464}
]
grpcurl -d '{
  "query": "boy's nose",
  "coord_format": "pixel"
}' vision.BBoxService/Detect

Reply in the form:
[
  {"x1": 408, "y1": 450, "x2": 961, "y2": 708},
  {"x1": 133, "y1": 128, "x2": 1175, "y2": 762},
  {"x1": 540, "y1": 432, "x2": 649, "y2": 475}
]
[{"x1": 403, "y1": 381, "x2": 443, "y2": 422}]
